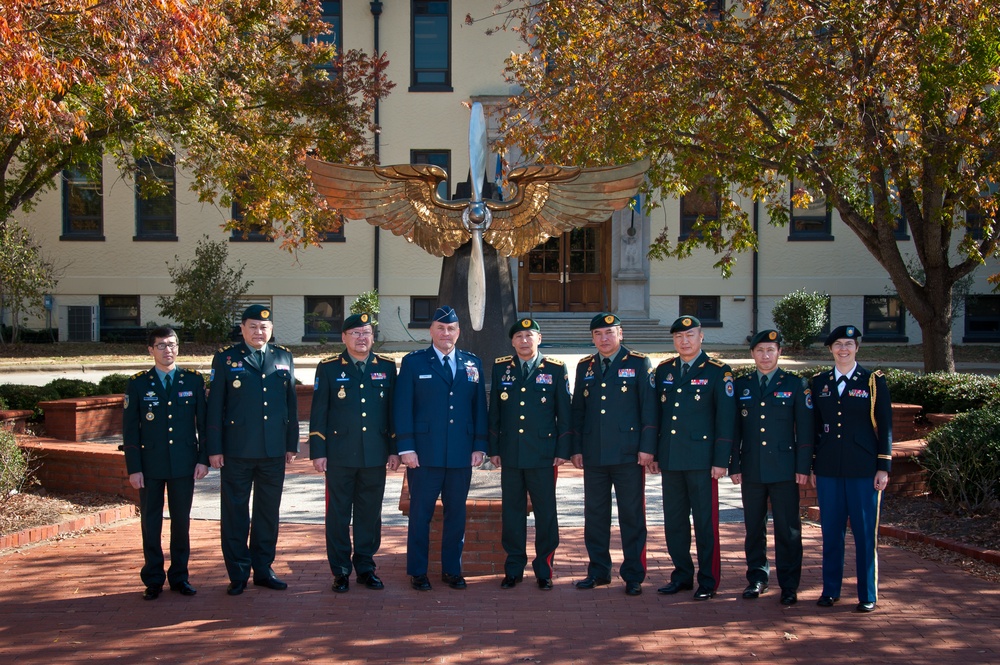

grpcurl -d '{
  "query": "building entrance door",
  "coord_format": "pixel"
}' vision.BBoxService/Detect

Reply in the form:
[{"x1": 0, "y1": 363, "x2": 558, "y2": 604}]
[{"x1": 518, "y1": 223, "x2": 610, "y2": 312}]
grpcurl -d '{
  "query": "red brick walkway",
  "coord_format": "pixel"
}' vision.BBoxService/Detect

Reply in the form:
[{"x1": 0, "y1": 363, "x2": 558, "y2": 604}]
[{"x1": 1, "y1": 520, "x2": 997, "y2": 664}]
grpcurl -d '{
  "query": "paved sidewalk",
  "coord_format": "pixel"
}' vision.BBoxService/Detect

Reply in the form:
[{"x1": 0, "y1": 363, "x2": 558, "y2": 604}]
[{"x1": 1, "y1": 519, "x2": 997, "y2": 664}]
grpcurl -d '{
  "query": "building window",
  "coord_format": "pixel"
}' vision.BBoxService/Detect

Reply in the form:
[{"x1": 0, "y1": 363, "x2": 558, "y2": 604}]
[
  {"x1": 411, "y1": 1, "x2": 451, "y2": 91},
  {"x1": 99, "y1": 295, "x2": 142, "y2": 341},
  {"x1": 964, "y1": 295, "x2": 1000, "y2": 342},
  {"x1": 230, "y1": 200, "x2": 273, "y2": 242},
  {"x1": 62, "y1": 165, "x2": 104, "y2": 240},
  {"x1": 789, "y1": 176, "x2": 833, "y2": 240},
  {"x1": 412, "y1": 150, "x2": 451, "y2": 200},
  {"x1": 679, "y1": 296, "x2": 722, "y2": 327},
  {"x1": 304, "y1": 296, "x2": 344, "y2": 341},
  {"x1": 680, "y1": 176, "x2": 720, "y2": 240},
  {"x1": 863, "y1": 295, "x2": 907, "y2": 341},
  {"x1": 135, "y1": 155, "x2": 177, "y2": 240},
  {"x1": 319, "y1": 215, "x2": 346, "y2": 243},
  {"x1": 409, "y1": 296, "x2": 437, "y2": 328},
  {"x1": 312, "y1": 1, "x2": 342, "y2": 71}
]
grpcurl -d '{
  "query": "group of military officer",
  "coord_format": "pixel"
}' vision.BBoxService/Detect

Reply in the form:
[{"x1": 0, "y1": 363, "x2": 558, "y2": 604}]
[{"x1": 124, "y1": 305, "x2": 891, "y2": 613}]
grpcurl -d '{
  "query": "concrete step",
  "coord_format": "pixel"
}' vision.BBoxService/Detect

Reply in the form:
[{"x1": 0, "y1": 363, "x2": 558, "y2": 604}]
[{"x1": 525, "y1": 315, "x2": 668, "y2": 347}]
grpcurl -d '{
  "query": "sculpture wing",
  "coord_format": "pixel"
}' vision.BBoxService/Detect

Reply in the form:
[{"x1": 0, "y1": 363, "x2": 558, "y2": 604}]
[
  {"x1": 484, "y1": 158, "x2": 650, "y2": 257},
  {"x1": 305, "y1": 157, "x2": 470, "y2": 257}
]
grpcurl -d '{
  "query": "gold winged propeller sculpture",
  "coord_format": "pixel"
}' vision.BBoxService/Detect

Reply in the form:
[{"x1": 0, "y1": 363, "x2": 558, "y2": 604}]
[{"x1": 306, "y1": 102, "x2": 649, "y2": 330}]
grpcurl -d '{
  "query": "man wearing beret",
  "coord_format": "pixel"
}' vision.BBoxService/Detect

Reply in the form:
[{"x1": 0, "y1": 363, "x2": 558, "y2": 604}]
[
  {"x1": 811, "y1": 325, "x2": 892, "y2": 612},
  {"x1": 122, "y1": 326, "x2": 209, "y2": 600},
  {"x1": 207, "y1": 304, "x2": 299, "y2": 595},
  {"x1": 488, "y1": 318, "x2": 571, "y2": 590},
  {"x1": 655, "y1": 316, "x2": 735, "y2": 600},
  {"x1": 309, "y1": 313, "x2": 399, "y2": 593},
  {"x1": 729, "y1": 329, "x2": 813, "y2": 606},
  {"x1": 394, "y1": 305, "x2": 488, "y2": 591},
  {"x1": 571, "y1": 313, "x2": 657, "y2": 596}
]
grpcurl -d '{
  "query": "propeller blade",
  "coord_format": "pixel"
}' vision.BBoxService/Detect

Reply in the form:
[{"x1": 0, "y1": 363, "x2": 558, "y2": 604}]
[
  {"x1": 469, "y1": 102, "x2": 488, "y2": 203},
  {"x1": 469, "y1": 229, "x2": 486, "y2": 331}
]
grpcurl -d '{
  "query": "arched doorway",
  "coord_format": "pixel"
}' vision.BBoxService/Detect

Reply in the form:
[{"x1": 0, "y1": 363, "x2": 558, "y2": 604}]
[{"x1": 517, "y1": 222, "x2": 611, "y2": 312}]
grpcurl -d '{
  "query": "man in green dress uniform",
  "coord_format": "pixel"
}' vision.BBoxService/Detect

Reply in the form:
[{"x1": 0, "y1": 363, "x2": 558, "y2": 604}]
[
  {"x1": 123, "y1": 326, "x2": 208, "y2": 600},
  {"x1": 310, "y1": 313, "x2": 399, "y2": 593},
  {"x1": 488, "y1": 318, "x2": 571, "y2": 590}
]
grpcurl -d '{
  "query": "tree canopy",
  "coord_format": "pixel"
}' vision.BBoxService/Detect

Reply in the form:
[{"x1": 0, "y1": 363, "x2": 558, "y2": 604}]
[
  {"x1": 1, "y1": 0, "x2": 393, "y2": 248},
  {"x1": 496, "y1": 0, "x2": 1000, "y2": 371}
]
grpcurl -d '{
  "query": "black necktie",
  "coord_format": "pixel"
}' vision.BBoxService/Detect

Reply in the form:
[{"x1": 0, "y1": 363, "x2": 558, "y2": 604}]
[
  {"x1": 356, "y1": 360, "x2": 365, "y2": 375},
  {"x1": 164, "y1": 373, "x2": 172, "y2": 393},
  {"x1": 681, "y1": 362, "x2": 690, "y2": 378},
  {"x1": 522, "y1": 362, "x2": 530, "y2": 380},
  {"x1": 443, "y1": 355, "x2": 453, "y2": 381},
  {"x1": 760, "y1": 374, "x2": 768, "y2": 392},
  {"x1": 602, "y1": 357, "x2": 611, "y2": 376}
]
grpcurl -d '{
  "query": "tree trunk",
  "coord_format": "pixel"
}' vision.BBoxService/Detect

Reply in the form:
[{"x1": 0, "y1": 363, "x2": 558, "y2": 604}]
[{"x1": 910, "y1": 299, "x2": 956, "y2": 373}]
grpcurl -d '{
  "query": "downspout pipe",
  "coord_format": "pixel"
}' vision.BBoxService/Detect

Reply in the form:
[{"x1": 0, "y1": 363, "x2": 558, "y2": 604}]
[
  {"x1": 371, "y1": 2, "x2": 383, "y2": 297},
  {"x1": 752, "y1": 198, "x2": 760, "y2": 338}
]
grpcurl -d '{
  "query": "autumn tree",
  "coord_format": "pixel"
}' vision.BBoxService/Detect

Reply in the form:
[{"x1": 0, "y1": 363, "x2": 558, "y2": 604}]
[
  {"x1": 0, "y1": 220, "x2": 58, "y2": 344},
  {"x1": 1, "y1": 0, "x2": 393, "y2": 248},
  {"x1": 496, "y1": 0, "x2": 1000, "y2": 372}
]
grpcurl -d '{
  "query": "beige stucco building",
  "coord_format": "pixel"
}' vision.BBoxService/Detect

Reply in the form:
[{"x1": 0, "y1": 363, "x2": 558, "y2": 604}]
[{"x1": 8, "y1": 1, "x2": 1000, "y2": 347}]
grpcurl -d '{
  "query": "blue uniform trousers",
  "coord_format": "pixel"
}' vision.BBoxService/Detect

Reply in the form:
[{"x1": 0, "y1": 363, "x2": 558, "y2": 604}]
[
  {"x1": 816, "y1": 475, "x2": 881, "y2": 603},
  {"x1": 406, "y1": 465, "x2": 472, "y2": 577}
]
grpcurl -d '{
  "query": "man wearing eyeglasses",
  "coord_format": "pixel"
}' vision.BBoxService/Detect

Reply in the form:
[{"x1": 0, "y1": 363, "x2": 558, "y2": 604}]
[
  {"x1": 309, "y1": 313, "x2": 399, "y2": 593},
  {"x1": 207, "y1": 304, "x2": 299, "y2": 596},
  {"x1": 123, "y1": 326, "x2": 209, "y2": 600}
]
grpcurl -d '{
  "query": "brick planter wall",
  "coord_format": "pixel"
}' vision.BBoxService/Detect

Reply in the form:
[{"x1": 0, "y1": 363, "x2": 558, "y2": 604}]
[
  {"x1": 296, "y1": 384, "x2": 314, "y2": 422},
  {"x1": 1, "y1": 409, "x2": 34, "y2": 434},
  {"x1": 17, "y1": 436, "x2": 138, "y2": 503},
  {"x1": 398, "y1": 471, "x2": 509, "y2": 577},
  {"x1": 39, "y1": 395, "x2": 124, "y2": 442}
]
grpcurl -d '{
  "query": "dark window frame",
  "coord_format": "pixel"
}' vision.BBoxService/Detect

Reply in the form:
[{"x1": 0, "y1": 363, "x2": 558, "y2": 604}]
[
  {"x1": 963, "y1": 294, "x2": 1000, "y2": 343},
  {"x1": 134, "y1": 155, "x2": 178, "y2": 241},
  {"x1": 788, "y1": 176, "x2": 834, "y2": 241},
  {"x1": 863, "y1": 295, "x2": 908, "y2": 342},
  {"x1": 409, "y1": 296, "x2": 438, "y2": 329},
  {"x1": 303, "y1": 295, "x2": 345, "y2": 342},
  {"x1": 319, "y1": 214, "x2": 347, "y2": 243},
  {"x1": 410, "y1": 0, "x2": 452, "y2": 92},
  {"x1": 679, "y1": 176, "x2": 721, "y2": 240},
  {"x1": 311, "y1": 1, "x2": 342, "y2": 73},
  {"x1": 229, "y1": 200, "x2": 274, "y2": 242},
  {"x1": 411, "y1": 149, "x2": 451, "y2": 201},
  {"x1": 62, "y1": 165, "x2": 105, "y2": 240},
  {"x1": 679, "y1": 296, "x2": 723, "y2": 328}
]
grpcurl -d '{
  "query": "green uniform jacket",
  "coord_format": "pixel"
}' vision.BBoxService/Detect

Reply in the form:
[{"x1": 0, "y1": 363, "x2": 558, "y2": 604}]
[
  {"x1": 730, "y1": 368, "x2": 814, "y2": 484},
  {"x1": 308, "y1": 351, "x2": 396, "y2": 468},
  {"x1": 571, "y1": 346, "x2": 658, "y2": 465},
  {"x1": 487, "y1": 355, "x2": 572, "y2": 467},
  {"x1": 122, "y1": 367, "x2": 207, "y2": 478},
  {"x1": 655, "y1": 352, "x2": 735, "y2": 470},
  {"x1": 206, "y1": 342, "x2": 299, "y2": 458}
]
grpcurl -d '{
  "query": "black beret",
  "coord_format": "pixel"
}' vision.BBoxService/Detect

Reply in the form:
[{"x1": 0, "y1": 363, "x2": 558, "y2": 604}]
[
  {"x1": 670, "y1": 316, "x2": 701, "y2": 333},
  {"x1": 342, "y1": 312, "x2": 373, "y2": 333},
  {"x1": 824, "y1": 324, "x2": 861, "y2": 346},
  {"x1": 242, "y1": 304, "x2": 272, "y2": 322},
  {"x1": 509, "y1": 317, "x2": 540, "y2": 338},
  {"x1": 749, "y1": 329, "x2": 782, "y2": 349},
  {"x1": 590, "y1": 312, "x2": 621, "y2": 330}
]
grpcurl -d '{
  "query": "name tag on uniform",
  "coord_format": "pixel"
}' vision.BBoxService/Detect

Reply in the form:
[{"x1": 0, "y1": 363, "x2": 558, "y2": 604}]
[
  {"x1": 536, "y1": 374, "x2": 552, "y2": 384},
  {"x1": 419, "y1": 374, "x2": 433, "y2": 379},
  {"x1": 618, "y1": 368, "x2": 635, "y2": 378},
  {"x1": 178, "y1": 391, "x2": 194, "y2": 397},
  {"x1": 691, "y1": 379, "x2": 708, "y2": 385},
  {"x1": 275, "y1": 364, "x2": 290, "y2": 371}
]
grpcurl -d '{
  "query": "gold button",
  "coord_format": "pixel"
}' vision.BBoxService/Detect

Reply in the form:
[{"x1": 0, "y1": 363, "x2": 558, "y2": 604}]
[
  {"x1": 168, "y1": 414, "x2": 172, "y2": 419},
  {"x1": 360, "y1": 384, "x2": 365, "y2": 389},
  {"x1": 518, "y1": 429, "x2": 524, "y2": 434},
  {"x1": 450, "y1": 419, "x2": 454, "y2": 423},
  {"x1": 263, "y1": 402, "x2": 268, "y2": 406},
  {"x1": 263, "y1": 387, "x2": 267, "y2": 392},
  {"x1": 760, "y1": 401, "x2": 765, "y2": 407},
  {"x1": 676, "y1": 388, "x2": 682, "y2": 393},
  {"x1": 167, "y1": 401, "x2": 172, "y2": 406},
  {"x1": 671, "y1": 429, "x2": 676, "y2": 435},
  {"x1": 261, "y1": 373, "x2": 265, "y2": 378},
  {"x1": 168, "y1": 427, "x2": 173, "y2": 432},
  {"x1": 672, "y1": 416, "x2": 677, "y2": 420},
  {"x1": 760, "y1": 428, "x2": 765, "y2": 432},
  {"x1": 520, "y1": 415, "x2": 525, "y2": 420},
  {"x1": 674, "y1": 402, "x2": 680, "y2": 407},
  {"x1": 361, "y1": 412, "x2": 367, "y2": 417},
  {"x1": 361, "y1": 398, "x2": 366, "y2": 403},
  {"x1": 521, "y1": 387, "x2": 527, "y2": 392},
  {"x1": 520, "y1": 402, "x2": 525, "y2": 406},
  {"x1": 600, "y1": 409, "x2": 606, "y2": 414},
  {"x1": 761, "y1": 415, "x2": 766, "y2": 419},
  {"x1": 601, "y1": 395, "x2": 606, "y2": 400},
  {"x1": 264, "y1": 415, "x2": 268, "y2": 420},
  {"x1": 169, "y1": 440, "x2": 173, "y2": 444},
  {"x1": 362, "y1": 427, "x2": 367, "y2": 432},
  {"x1": 762, "y1": 441, "x2": 767, "y2": 446}
]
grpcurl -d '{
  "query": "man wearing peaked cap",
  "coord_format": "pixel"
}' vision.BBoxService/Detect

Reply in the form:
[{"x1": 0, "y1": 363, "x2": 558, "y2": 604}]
[
  {"x1": 207, "y1": 302, "x2": 298, "y2": 595},
  {"x1": 309, "y1": 312, "x2": 398, "y2": 593},
  {"x1": 571, "y1": 312, "x2": 657, "y2": 596},
  {"x1": 489, "y1": 318, "x2": 571, "y2": 590},
  {"x1": 811, "y1": 324, "x2": 892, "y2": 613},
  {"x1": 729, "y1": 329, "x2": 813, "y2": 606},
  {"x1": 655, "y1": 315, "x2": 735, "y2": 601},
  {"x1": 393, "y1": 304, "x2": 488, "y2": 591}
]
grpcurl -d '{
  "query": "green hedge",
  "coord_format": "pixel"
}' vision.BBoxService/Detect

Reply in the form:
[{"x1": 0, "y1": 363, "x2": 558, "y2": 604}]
[
  {"x1": 97, "y1": 373, "x2": 131, "y2": 395},
  {"x1": 921, "y1": 408, "x2": 1000, "y2": 512},
  {"x1": 880, "y1": 368, "x2": 1000, "y2": 413}
]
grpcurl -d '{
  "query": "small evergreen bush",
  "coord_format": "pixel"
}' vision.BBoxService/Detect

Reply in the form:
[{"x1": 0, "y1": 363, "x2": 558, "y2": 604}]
[
  {"x1": 922, "y1": 408, "x2": 1000, "y2": 512},
  {"x1": 0, "y1": 427, "x2": 29, "y2": 504},
  {"x1": 771, "y1": 290, "x2": 829, "y2": 350},
  {"x1": 97, "y1": 373, "x2": 131, "y2": 395}
]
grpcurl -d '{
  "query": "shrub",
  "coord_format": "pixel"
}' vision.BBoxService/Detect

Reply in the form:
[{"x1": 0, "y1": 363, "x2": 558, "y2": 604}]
[
  {"x1": 0, "y1": 384, "x2": 59, "y2": 418},
  {"x1": 771, "y1": 290, "x2": 829, "y2": 351},
  {"x1": 0, "y1": 427, "x2": 30, "y2": 505},
  {"x1": 921, "y1": 408, "x2": 1000, "y2": 512},
  {"x1": 44, "y1": 378, "x2": 98, "y2": 399},
  {"x1": 880, "y1": 369, "x2": 1000, "y2": 413},
  {"x1": 0, "y1": 395, "x2": 7, "y2": 410},
  {"x1": 350, "y1": 289, "x2": 380, "y2": 326},
  {"x1": 97, "y1": 373, "x2": 131, "y2": 395}
]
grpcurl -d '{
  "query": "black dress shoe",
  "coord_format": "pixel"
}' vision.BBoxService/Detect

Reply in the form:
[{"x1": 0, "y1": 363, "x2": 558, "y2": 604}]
[
  {"x1": 357, "y1": 572, "x2": 384, "y2": 590},
  {"x1": 742, "y1": 581, "x2": 768, "y2": 599},
  {"x1": 410, "y1": 575, "x2": 432, "y2": 591},
  {"x1": 625, "y1": 581, "x2": 642, "y2": 596},
  {"x1": 331, "y1": 575, "x2": 350, "y2": 593},
  {"x1": 227, "y1": 580, "x2": 248, "y2": 596},
  {"x1": 253, "y1": 575, "x2": 288, "y2": 591},
  {"x1": 442, "y1": 573, "x2": 467, "y2": 589},
  {"x1": 816, "y1": 595, "x2": 839, "y2": 607},
  {"x1": 500, "y1": 575, "x2": 522, "y2": 589},
  {"x1": 170, "y1": 581, "x2": 197, "y2": 596},
  {"x1": 780, "y1": 590, "x2": 798, "y2": 606},
  {"x1": 693, "y1": 586, "x2": 716, "y2": 600},
  {"x1": 536, "y1": 578, "x2": 553, "y2": 590},
  {"x1": 656, "y1": 581, "x2": 693, "y2": 595},
  {"x1": 856, "y1": 601, "x2": 876, "y2": 613},
  {"x1": 142, "y1": 586, "x2": 162, "y2": 601},
  {"x1": 574, "y1": 576, "x2": 612, "y2": 590}
]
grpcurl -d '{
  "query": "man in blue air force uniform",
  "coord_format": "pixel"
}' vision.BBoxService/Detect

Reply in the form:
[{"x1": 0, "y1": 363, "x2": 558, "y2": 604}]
[
  {"x1": 122, "y1": 326, "x2": 208, "y2": 600},
  {"x1": 207, "y1": 304, "x2": 298, "y2": 596},
  {"x1": 393, "y1": 306, "x2": 488, "y2": 591},
  {"x1": 310, "y1": 313, "x2": 399, "y2": 593}
]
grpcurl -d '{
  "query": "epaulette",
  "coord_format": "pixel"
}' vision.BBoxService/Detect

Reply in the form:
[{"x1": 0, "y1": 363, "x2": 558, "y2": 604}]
[
  {"x1": 579, "y1": 354, "x2": 594, "y2": 363},
  {"x1": 544, "y1": 357, "x2": 565, "y2": 366},
  {"x1": 319, "y1": 356, "x2": 339, "y2": 365},
  {"x1": 460, "y1": 348, "x2": 479, "y2": 358},
  {"x1": 656, "y1": 356, "x2": 676, "y2": 367},
  {"x1": 495, "y1": 355, "x2": 513, "y2": 364},
  {"x1": 873, "y1": 369, "x2": 884, "y2": 377},
  {"x1": 217, "y1": 343, "x2": 238, "y2": 353},
  {"x1": 375, "y1": 353, "x2": 395, "y2": 364},
  {"x1": 708, "y1": 358, "x2": 725, "y2": 367},
  {"x1": 628, "y1": 351, "x2": 647, "y2": 359},
  {"x1": 273, "y1": 344, "x2": 291, "y2": 352},
  {"x1": 129, "y1": 369, "x2": 146, "y2": 379}
]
